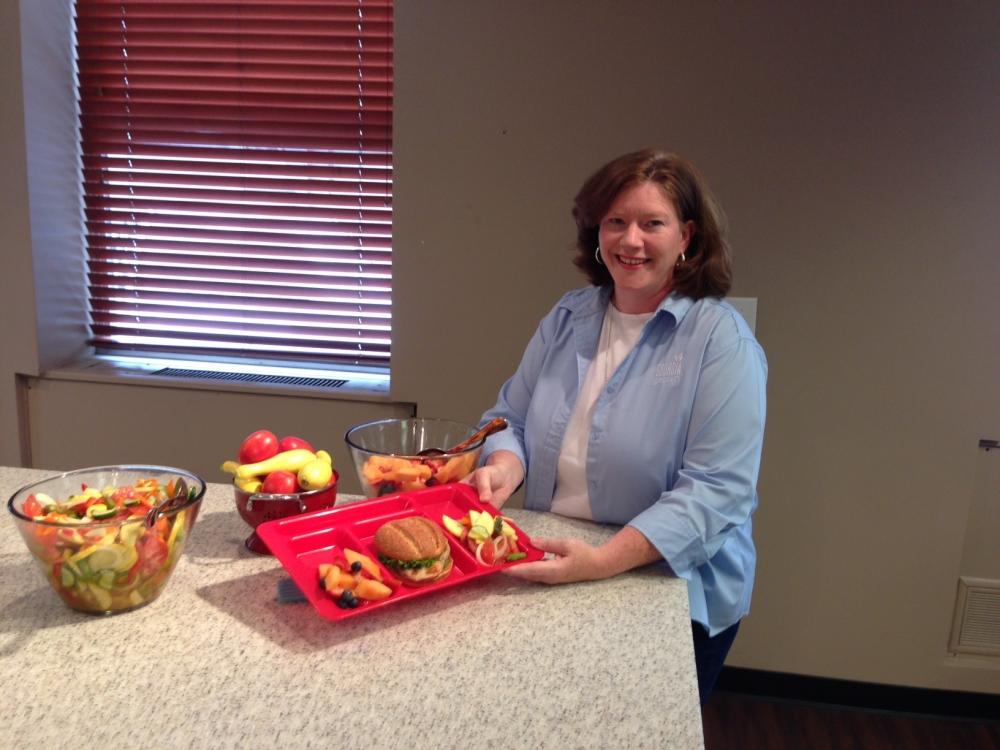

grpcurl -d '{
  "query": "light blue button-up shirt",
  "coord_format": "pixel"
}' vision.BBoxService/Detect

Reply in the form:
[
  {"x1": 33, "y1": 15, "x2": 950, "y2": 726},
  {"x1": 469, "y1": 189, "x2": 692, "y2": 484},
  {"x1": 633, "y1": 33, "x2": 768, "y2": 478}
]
[{"x1": 481, "y1": 285, "x2": 767, "y2": 636}]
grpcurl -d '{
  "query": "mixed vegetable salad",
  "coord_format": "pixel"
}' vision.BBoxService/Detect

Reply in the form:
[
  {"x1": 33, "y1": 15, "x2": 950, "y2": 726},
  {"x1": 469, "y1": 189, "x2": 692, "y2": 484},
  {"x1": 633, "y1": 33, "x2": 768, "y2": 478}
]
[
  {"x1": 16, "y1": 478, "x2": 197, "y2": 613},
  {"x1": 441, "y1": 508, "x2": 527, "y2": 566}
]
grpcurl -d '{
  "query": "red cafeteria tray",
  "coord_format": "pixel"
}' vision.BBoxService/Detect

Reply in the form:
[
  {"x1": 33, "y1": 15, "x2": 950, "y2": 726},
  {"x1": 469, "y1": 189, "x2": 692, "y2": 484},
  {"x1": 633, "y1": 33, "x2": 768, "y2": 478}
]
[{"x1": 256, "y1": 483, "x2": 544, "y2": 621}]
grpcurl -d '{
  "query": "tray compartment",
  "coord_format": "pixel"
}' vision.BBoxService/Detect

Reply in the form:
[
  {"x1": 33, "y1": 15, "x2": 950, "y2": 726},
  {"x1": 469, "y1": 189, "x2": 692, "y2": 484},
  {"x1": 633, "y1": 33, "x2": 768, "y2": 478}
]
[
  {"x1": 284, "y1": 522, "x2": 354, "y2": 556},
  {"x1": 442, "y1": 532, "x2": 480, "y2": 575},
  {"x1": 325, "y1": 495, "x2": 411, "y2": 524},
  {"x1": 406, "y1": 483, "x2": 481, "y2": 518}
]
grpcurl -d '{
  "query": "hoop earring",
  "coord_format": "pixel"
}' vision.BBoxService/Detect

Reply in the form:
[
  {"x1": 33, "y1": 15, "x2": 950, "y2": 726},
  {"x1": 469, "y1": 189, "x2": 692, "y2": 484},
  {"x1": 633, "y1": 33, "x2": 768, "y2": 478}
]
[
  {"x1": 675, "y1": 252, "x2": 686, "y2": 268},
  {"x1": 595, "y1": 246, "x2": 604, "y2": 266}
]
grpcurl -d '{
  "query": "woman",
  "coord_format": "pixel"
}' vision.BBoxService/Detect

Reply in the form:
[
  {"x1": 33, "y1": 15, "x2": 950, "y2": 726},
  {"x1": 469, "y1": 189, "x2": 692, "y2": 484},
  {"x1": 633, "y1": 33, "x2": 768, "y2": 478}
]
[{"x1": 467, "y1": 148, "x2": 767, "y2": 704}]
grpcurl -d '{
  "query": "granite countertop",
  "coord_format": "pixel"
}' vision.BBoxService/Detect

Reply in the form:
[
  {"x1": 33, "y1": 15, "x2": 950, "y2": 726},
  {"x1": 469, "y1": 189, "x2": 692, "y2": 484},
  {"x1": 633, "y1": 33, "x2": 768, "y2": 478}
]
[{"x1": 0, "y1": 466, "x2": 703, "y2": 750}]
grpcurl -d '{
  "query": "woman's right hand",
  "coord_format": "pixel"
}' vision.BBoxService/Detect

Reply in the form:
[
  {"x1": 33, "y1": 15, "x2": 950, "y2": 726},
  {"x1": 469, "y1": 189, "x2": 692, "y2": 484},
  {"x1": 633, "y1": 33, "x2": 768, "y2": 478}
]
[{"x1": 463, "y1": 450, "x2": 524, "y2": 509}]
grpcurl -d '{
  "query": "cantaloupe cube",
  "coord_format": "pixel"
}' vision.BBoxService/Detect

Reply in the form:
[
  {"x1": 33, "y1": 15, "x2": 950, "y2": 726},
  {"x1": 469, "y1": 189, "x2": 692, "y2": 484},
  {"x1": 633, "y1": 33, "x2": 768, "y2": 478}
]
[
  {"x1": 323, "y1": 564, "x2": 343, "y2": 592},
  {"x1": 355, "y1": 577, "x2": 392, "y2": 601},
  {"x1": 344, "y1": 548, "x2": 383, "y2": 582}
]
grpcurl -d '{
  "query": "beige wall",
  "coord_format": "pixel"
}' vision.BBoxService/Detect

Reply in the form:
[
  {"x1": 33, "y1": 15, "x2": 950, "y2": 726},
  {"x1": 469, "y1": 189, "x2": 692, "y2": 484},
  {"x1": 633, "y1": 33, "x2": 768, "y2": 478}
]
[
  {"x1": 3, "y1": 0, "x2": 999, "y2": 693},
  {"x1": 0, "y1": 0, "x2": 38, "y2": 465}
]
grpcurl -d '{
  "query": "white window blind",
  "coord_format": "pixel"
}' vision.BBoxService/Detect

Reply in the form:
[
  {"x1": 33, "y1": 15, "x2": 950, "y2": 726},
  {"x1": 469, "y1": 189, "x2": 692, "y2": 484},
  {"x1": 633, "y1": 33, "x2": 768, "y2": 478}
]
[{"x1": 74, "y1": 0, "x2": 394, "y2": 368}]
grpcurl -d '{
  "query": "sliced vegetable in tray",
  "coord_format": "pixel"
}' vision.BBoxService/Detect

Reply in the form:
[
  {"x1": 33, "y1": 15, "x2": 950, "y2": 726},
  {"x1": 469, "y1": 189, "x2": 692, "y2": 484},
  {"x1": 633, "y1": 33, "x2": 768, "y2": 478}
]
[{"x1": 442, "y1": 507, "x2": 524, "y2": 566}]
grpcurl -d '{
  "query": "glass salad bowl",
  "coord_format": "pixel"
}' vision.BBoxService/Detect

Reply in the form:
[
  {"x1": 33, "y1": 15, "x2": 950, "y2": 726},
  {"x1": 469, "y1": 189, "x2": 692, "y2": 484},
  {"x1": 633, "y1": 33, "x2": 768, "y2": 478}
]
[
  {"x1": 7, "y1": 465, "x2": 206, "y2": 615},
  {"x1": 344, "y1": 417, "x2": 485, "y2": 498}
]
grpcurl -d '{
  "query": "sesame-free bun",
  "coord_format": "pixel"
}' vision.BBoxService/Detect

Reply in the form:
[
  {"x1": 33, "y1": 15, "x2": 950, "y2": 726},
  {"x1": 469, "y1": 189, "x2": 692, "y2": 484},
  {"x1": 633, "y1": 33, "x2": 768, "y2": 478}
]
[{"x1": 374, "y1": 516, "x2": 453, "y2": 586}]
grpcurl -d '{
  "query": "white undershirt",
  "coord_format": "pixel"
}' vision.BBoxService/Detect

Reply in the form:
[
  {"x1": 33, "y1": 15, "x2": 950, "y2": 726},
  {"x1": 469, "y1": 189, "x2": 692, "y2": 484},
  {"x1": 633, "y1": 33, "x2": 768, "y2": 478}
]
[{"x1": 550, "y1": 302, "x2": 653, "y2": 520}]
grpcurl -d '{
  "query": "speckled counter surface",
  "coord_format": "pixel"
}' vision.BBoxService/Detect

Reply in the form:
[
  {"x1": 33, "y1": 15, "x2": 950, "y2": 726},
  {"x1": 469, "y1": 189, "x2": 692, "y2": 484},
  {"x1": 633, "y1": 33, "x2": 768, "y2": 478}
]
[{"x1": 1, "y1": 467, "x2": 703, "y2": 750}]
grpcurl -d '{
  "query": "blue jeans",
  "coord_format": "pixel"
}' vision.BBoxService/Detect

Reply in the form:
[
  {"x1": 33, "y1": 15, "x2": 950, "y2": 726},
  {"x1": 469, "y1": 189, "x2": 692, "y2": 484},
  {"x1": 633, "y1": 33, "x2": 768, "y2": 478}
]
[{"x1": 691, "y1": 620, "x2": 740, "y2": 704}]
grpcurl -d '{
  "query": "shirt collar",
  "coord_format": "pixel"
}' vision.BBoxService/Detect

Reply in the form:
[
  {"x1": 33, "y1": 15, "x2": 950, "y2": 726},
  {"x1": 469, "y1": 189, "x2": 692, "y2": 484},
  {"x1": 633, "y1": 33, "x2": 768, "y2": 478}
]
[
  {"x1": 656, "y1": 292, "x2": 694, "y2": 328},
  {"x1": 562, "y1": 285, "x2": 695, "y2": 326}
]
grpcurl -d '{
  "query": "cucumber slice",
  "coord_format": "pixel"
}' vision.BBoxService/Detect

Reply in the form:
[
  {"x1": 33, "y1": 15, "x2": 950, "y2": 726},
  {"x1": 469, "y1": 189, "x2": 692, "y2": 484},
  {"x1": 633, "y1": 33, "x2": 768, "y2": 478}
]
[
  {"x1": 34, "y1": 492, "x2": 56, "y2": 507},
  {"x1": 88, "y1": 544, "x2": 134, "y2": 573},
  {"x1": 96, "y1": 569, "x2": 116, "y2": 590},
  {"x1": 89, "y1": 506, "x2": 117, "y2": 520},
  {"x1": 123, "y1": 498, "x2": 140, "y2": 507},
  {"x1": 59, "y1": 566, "x2": 75, "y2": 588}
]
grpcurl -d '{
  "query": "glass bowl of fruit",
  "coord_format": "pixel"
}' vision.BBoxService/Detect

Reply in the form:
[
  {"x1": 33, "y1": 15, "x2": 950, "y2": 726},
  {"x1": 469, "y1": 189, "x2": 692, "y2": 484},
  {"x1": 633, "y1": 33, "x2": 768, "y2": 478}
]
[
  {"x1": 344, "y1": 417, "x2": 490, "y2": 498},
  {"x1": 224, "y1": 430, "x2": 339, "y2": 555},
  {"x1": 6, "y1": 465, "x2": 206, "y2": 615}
]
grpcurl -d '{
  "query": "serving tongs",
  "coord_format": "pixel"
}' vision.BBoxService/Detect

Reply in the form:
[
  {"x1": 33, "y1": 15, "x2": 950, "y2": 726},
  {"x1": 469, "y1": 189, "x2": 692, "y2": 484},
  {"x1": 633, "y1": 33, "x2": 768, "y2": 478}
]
[
  {"x1": 144, "y1": 477, "x2": 190, "y2": 529},
  {"x1": 417, "y1": 417, "x2": 508, "y2": 457}
]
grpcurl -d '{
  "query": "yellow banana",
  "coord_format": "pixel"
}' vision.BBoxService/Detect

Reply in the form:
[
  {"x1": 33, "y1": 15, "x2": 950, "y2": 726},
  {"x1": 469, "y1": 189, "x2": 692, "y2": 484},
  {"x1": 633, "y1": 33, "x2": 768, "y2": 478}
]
[{"x1": 235, "y1": 448, "x2": 317, "y2": 479}]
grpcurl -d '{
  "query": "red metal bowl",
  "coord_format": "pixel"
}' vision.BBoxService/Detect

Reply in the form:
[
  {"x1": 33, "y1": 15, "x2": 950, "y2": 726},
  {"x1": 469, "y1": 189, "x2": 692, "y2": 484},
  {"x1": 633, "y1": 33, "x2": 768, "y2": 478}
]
[{"x1": 233, "y1": 470, "x2": 338, "y2": 554}]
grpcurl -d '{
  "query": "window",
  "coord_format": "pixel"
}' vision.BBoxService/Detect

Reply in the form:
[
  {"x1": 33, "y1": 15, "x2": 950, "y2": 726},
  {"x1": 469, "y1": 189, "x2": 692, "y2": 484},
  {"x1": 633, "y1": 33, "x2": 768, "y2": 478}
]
[{"x1": 74, "y1": 1, "x2": 393, "y2": 373}]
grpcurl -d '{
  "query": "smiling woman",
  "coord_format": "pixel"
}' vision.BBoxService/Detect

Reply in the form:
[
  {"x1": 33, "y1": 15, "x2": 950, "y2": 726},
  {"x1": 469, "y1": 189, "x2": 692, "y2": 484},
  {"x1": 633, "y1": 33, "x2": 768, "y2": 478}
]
[{"x1": 465, "y1": 148, "x2": 767, "y2": 705}]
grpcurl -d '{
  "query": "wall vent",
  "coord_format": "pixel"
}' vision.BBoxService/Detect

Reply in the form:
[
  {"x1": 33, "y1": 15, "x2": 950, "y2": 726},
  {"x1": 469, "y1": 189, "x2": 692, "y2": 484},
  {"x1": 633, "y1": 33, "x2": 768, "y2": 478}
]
[
  {"x1": 153, "y1": 368, "x2": 347, "y2": 389},
  {"x1": 949, "y1": 577, "x2": 1000, "y2": 657}
]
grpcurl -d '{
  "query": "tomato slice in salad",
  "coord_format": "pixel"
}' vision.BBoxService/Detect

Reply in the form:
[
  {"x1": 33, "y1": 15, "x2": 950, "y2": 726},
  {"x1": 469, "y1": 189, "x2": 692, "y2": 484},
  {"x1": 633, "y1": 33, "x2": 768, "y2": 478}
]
[
  {"x1": 23, "y1": 494, "x2": 44, "y2": 518},
  {"x1": 136, "y1": 533, "x2": 169, "y2": 576},
  {"x1": 479, "y1": 539, "x2": 496, "y2": 565}
]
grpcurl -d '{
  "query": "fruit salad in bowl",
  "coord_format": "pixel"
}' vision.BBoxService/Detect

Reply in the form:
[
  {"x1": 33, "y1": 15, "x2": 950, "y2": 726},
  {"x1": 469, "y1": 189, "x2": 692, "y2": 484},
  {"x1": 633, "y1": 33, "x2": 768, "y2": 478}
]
[
  {"x1": 344, "y1": 417, "x2": 485, "y2": 498},
  {"x1": 7, "y1": 465, "x2": 205, "y2": 615}
]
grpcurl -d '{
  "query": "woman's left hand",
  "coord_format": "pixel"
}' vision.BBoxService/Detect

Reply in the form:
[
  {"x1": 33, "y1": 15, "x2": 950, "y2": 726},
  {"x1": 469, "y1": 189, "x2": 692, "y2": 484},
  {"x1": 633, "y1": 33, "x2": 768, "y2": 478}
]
[{"x1": 503, "y1": 536, "x2": 608, "y2": 584}]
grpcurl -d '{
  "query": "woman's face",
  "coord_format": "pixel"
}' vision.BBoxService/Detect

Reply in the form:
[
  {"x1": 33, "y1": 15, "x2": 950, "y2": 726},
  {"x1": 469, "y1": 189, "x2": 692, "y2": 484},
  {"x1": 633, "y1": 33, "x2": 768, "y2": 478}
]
[{"x1": 597, "y1": 181, "x2": 692, "y2": 313}]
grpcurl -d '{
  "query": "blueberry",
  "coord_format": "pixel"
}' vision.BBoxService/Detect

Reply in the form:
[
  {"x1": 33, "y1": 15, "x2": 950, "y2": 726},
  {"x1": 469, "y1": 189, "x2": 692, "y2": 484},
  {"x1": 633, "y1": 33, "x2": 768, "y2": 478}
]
[
  {"x1": 350, "y1": 561, "x2": 363, "y2": 573},
  {"x1": 425, "y1": 478, "x2": 438, "y2": 487}
]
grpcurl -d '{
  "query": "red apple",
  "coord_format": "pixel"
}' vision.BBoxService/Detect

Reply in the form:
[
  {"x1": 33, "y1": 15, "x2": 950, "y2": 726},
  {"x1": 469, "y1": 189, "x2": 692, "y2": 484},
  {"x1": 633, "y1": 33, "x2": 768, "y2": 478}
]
[
  {"x1": 260, "y1": 470, "x2": 298, "y2": 495},
  {"x1": 278, "y1": 435, "x2": 314, "y2": 453},
  {"x1": 239, "y1": 429, "x2": 279, "y2": 464}
]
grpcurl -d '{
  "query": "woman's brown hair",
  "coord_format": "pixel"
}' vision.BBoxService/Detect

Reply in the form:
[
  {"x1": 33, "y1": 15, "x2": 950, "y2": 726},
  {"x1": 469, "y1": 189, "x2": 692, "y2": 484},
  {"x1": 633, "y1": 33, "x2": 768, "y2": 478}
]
[{"x1": 571, "y1": 148, "x2": 732, "y2": 299}]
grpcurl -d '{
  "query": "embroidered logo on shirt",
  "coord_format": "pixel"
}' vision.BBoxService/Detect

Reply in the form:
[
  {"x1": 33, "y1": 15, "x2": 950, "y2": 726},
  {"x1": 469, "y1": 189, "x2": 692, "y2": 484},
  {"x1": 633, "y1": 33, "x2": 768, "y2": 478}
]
[{"x1": 655, "y1": 353, "x2": 684, "y2": 384}]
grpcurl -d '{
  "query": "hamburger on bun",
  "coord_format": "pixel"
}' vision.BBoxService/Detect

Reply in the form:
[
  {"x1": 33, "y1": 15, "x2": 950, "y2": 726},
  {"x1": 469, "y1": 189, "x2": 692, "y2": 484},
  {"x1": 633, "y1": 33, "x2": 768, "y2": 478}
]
[{"x1": 374, "y1": 516, "x2": 453, "y2": 586}]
